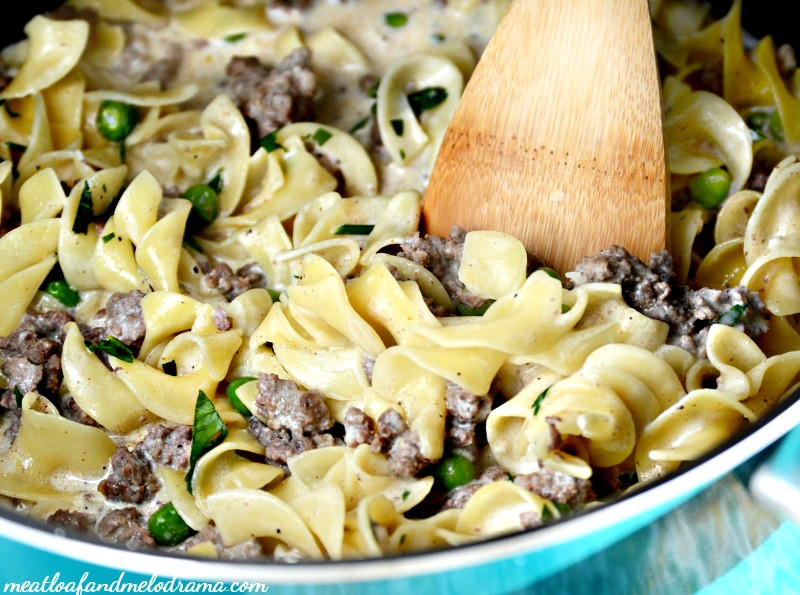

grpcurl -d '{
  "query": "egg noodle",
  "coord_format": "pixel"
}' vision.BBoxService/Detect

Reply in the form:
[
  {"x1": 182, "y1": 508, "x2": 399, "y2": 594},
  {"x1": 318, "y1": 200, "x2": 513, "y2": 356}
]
[{"x1": 0, "y1": 0, "x2": 799, "y2": 561}]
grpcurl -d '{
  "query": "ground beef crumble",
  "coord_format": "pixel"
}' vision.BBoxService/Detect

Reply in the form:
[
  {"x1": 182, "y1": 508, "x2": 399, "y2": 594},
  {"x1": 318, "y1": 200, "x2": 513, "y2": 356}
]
[
  {"x1": 343, "y1": 407, "x2": 431, "y2": 478},
  {"x1": 0, "y1": 310, "x2": 72, "y2": 406},
  {"x1": 569, "y1": 245, "x2": 769, "y2": 357},
  {"x1": 98, "y1": 446, "x2": 159, "y2": 504},
  {"x1": 141, "y1": 423, "x2": 192, "y2": 471},
  {"x1": 86, "y1": 291, "x2": 147, "y2": 352},
  {"x1": 445, "y1": 381, "x2": 491, "y2": 451},
  {"x1": 203, "y1": 262, "x2": 266, "y2": 302},
  {"x1": 96, "y1": 507, "x2": 155, "y2": 548},
  {"x1": 246, "y1": 373, "x2": 335, "y2": 465},
  {"x1": 514, "y1": 468, "x2": 595, "y2": 507},
  {"x1": 225, "y1": 48, "x2": 316, "y2": 138},
  {"x1": 399, "y1": 225, "x2": 487, "y2": 311}
]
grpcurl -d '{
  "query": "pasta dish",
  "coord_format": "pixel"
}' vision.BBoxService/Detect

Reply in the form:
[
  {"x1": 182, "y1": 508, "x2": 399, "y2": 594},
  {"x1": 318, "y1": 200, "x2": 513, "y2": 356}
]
[{"x1": 0, "y1": 0, "x2": 798, "y2": 561}]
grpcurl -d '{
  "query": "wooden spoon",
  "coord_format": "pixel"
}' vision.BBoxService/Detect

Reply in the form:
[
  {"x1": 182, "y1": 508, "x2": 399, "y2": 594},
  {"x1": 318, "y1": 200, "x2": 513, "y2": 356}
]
[{"x1": 423, "y1": 0, "x2": 668, "y2": 274}]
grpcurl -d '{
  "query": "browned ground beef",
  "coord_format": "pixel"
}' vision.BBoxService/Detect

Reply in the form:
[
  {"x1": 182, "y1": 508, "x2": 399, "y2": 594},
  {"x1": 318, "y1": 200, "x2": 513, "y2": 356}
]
[
  {"x1": 514, "y1": 468, "x2": 595, "y2": 507},
  {"x1": 98, "y1": 446, "x2": 159, "y2": 504},
  {"x1": 115, "y1": 23, "x2": 183, "y2": 89},
  {"x1": 225, "y1": 48, "x2": 316, "y2": 138},
  {"x1": 204, "y1": 262, "x2": 266, "y2": 302},
  {"x1": 399, "y1": 226, "x2": 487, "y2": 311},
  {"x1": 96, "y1": 508, "x2": 155, "y2": 547},
  {"x1": 445, "y1": 381, "x2": 491, "y2": 450},
  {"x1": 0, "y1": 310, "x2": 72, "y2": 402},
  {"x1": 343, "y1": 406, "x2": 375, "y2": 448},
  {"x1": 141, "y1": 423, "x2": 192, "y2": 471},
  {"x1": 372, "y1": 409, "x2": 430, "y2": 478},
  {"x1": 87, "y1": 291, "x2": 147, "y2": 351},
  {"x1": 48, "y1": 509, "x2": 95, "y2": 533},
  {"x1": 212, "y1": 307, "x2": 233, "y2": 331},
  {"x1": 246, "y1": 373, "x2": 335, "y2": 465},
  {"x1": 177, "y1": 525, "x2": 265, "y2": 559},
  {"x1": 58, "y1": 395, "x2": 100, "y2": 427},
  {"x1": 570, "y1": 245, "x2": 769, "y2": 357},
  {"x1": 442, "y1": 466, "x2": 509, "y2": 510}
]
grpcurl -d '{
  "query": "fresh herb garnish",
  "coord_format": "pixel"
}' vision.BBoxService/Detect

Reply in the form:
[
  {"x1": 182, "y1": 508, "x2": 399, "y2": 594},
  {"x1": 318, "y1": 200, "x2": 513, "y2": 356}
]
[
  {"x1": 716, "y1": 304, "x2": 746, "y2": 327},
  {"x1": 407, "y1": 87, "x2": 448, "y2": 116},
  {"x1": 333, "y1": 224, "x2": 374, "y2": 235},
  {"x1": 72, "y1": 182, "x2": 94, "y2": 235},
  {"x1": 13, "y1": 386, "x2": 23, "y2": 409},
  {"x1": 532, "y1": 387, "x2": 550, "y2": 416},
  {"x1": 44, "y1": 279, "x2": 80, "y2": 307},
  {"x1": 366, "y1": 80, "x2": 380, "y2": 98},
  {"x1": 390, "y1": 119, "x2": 404, "y2": 136},
  {"x1": 84, "y1": 336, "x2": 134, "y2": 363},
  {"x1": 399, "y1": 149, "x2": 406, "y2": 160},
  {"x1": 162, "y1": 360, "x2": 177, "y2": 376},
  {"x1": 223, "y1": 32, "x2": 247, "y2": 43},
  {"x1": 102, "y1": 232, "x2": 116, "y2": 243},
  {"x1": 312, "y1": 128, "x2": 333, "y2": 146},
  {"x1": 401, "y1": 490, "x2": 410, "y2": 501},
  {"x1": 349, "y1": 116, "x2": 371, "y2": 133},
  {"x1": 186, "y1": 390, "x2": 229, "y2": 493},
  {"x1": 267, "y1": 289, "x2": 282, "y2": 302},
  {"x1": 456, "y1": 300, "x2": 494, "y2": 316},
  {"x1": 260, "y1": 132, "x2": 283, "y2": 153},
  {"x1": 561, "y1": 304, "x2": 571, "y2": 314},
  {"x1": 431, "y1": 33, "x2": 446, "y2": 43},
  {"x1": 384, "y1": 12, "x2": 408, "y2": 27}
]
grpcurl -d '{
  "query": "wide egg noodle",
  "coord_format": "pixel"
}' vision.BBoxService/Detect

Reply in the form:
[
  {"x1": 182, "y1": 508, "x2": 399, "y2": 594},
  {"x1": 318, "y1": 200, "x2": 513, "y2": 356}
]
[
  {"x1": 61, "y1": 322, "x2": 151, "y2": 432},
  {"x1": 0, "y1": 393, "x2": 116, "y2": 500},
  {"x1": 376, "y1": 53, "x2": 463, "y2": 165},
  {"x1": 0, "y1": 17, "x2": 89, "y2": 100}
]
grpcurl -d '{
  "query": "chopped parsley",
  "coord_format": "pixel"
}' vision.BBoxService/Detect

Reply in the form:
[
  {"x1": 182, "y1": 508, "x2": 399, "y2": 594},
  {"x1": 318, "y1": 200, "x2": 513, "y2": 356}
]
[
  {"x1": 312, "y1": 128, "x2": 333, "y2": 146},
  {"x1": 267, "y1": 289, "x2": 282, "y2": 302},
  {"x1": 401, "y1": 490, "x2": 410, "y2": 501},
  {"x1": 384, "y1": 12, "x2": 408, "y2": 28},
  {"x1": 407, "y1": 87, "x2": 448, "y2": 116},
  {"x1": 44, "y1": 279, "x2": 80, "y2": 307},
  {"x1": 102, "y1": 232, "x2": 116, "y2": 243},
  {"x1": 562, "y1": 304, "x2": 571, "y2": 314},
  {"x1": 223, "y1": 33, "x2": 247, "y2": 43},
  {"x1": 390, "y1": 119, "x2": 404, "y2": 136},
  {"x1": 72, "y1": 182, "x2": 94, "y2": 235},
  {"x1": 399, "y1": 149, "x2": 406, "y2": 160},
  {"x1": 366, "y1": 80, "x2": 380, "y2": 98},
  {"x1": 333, "y1": 224, "x2": 374, "y2": 235},
  {"x1": 349, "y1": 116, "x2": 371, "y2": 133},
  {"x1": 532, "y1": 387, "x2": 550, "y2": 416},
  {"x1": 162, "y1": 360, "x2": 178, "y2": 376},
  {"x1": 186, "y1": 390, "x2": 229, "y2": 493},
  {"x1": 260, "y1": 132, "x2": 284, "y2": 153},
  {"x1": 84, "y1": 336, "x2": 134, "y2": 363},
  {"x1": 539, "y1": 267, "x2": 561, "y2": 281},
  {"x1": 14, "y1": 386, "x2": 23, "y2": 409},
  {"x1": 716, "y1": 304, "x2": 746, "y2": 327}
]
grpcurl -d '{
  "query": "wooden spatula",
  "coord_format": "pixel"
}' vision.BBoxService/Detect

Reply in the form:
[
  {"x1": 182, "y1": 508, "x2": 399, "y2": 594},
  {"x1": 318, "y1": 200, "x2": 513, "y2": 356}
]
[{"x1": 423, "y1": 0, "x2": 668, "y2": 274}]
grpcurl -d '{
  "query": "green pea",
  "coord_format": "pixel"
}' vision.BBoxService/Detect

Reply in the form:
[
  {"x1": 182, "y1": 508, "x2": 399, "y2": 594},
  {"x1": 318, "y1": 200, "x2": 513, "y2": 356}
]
[
  {"x1": 183, "y1": 184, "x2": 219, "y2": 227},
  {"x1": 769, "y1": 110, "x2": 785, "y2": 141},
  {"x1": 95, "y1": 100, "x2": 139, "y2": 142},
  {"x1": 688, "y1": 167, "x2": 731, "y2": 209},
  {"x1": 434, "y1": 453, "x2": 475, "y2": 491},
  {"x1": 44, "y1": 279, "x2": 80, "y2": 307},
  {"x1": 147, "y1": 502, "x2": 196, "y2": 546},
  {"x1": 226, "y1": 376, "x2": 256, "y2": 417}
]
